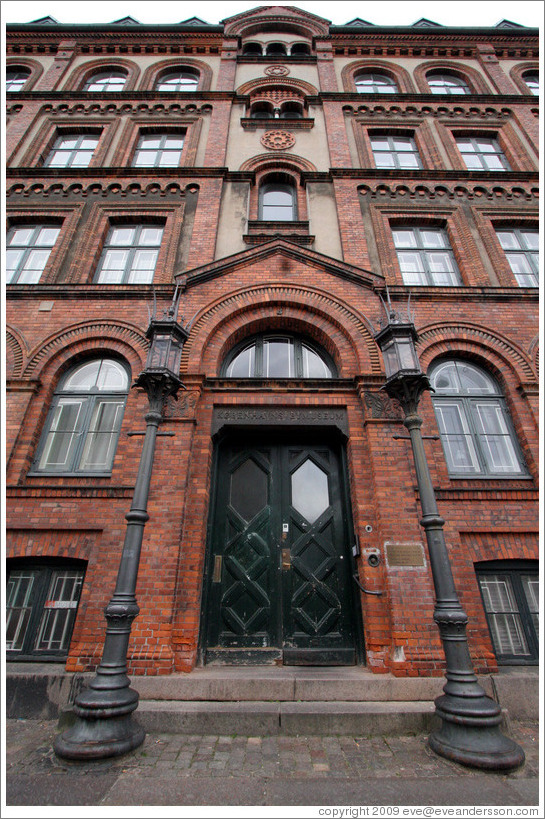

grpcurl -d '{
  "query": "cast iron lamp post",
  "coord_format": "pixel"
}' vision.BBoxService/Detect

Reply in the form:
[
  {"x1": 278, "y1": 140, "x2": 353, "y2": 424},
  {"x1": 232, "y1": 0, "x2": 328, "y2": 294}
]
[
  {"x1": 54, "y1": 292, "x2": 188, "y2": 760},
  {"x1": 372, "y1": 292, "x2": 524, "y2": 770}
]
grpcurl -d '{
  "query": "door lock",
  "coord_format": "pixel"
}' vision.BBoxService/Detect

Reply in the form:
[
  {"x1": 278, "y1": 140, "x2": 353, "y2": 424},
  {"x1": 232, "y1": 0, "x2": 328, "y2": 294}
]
[{"x1": 281, "y1": 548, "x2": 291, "y2": 570}]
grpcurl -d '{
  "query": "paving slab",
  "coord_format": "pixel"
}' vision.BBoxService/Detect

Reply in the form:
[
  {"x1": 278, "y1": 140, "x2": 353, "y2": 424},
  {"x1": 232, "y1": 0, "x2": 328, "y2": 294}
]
[
  {"x1": 99, "y1": 773, "x2": 539, "y2": 807},
  {"x1": 4, "y1": 718, "x2": 540, "y2": 809}
]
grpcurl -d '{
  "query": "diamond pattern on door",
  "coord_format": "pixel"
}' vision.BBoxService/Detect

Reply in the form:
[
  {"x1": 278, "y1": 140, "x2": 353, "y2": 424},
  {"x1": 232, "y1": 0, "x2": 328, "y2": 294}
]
[
  {"x1": 291, "y1": 458, "x2": 330, "y2": 523},
  {"x1": 205, "y1": 438, "x2": 356, "y2": 664}
]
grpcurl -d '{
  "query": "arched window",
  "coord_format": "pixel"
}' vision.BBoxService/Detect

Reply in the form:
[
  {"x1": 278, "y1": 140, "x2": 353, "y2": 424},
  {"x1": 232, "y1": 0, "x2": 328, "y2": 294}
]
[
  {"x1": 33, "y1": 358, "x2": 130, "y2": 474},
  {"x1": 6, "y1": 558, "x2": 87, "y2": 658},
  {"x1": 259, "y1": 176, "x2": 297, "y2": 221},
  {"x1": 426, "y1": 71, "x2": 470, "y2": 94},
  {"x1": 429, "y1": 360, "x2": 526, "y2": 477},
  {"x1": 243, "y1": 43, "x2": 263, "y2": 56},
  {"x1": 156, "y1": 69, "x2": 199, "y2": 92},
  {"x1": 290, "y1": 43, "x2": 311, "y2": 57},
  {"x1": 355, "y1": 72, "x2": 398, "y2": 94},
  {"x1": 522, "y1": 71, "x2": 539, "y2": 95},
  {"x1": 266, "y1": 43, "x2": 287, "y2": 56},
  {"x1": 6, "y1": 67, "x2": 31, "y2": 92},
  {"x1": 84, "y1": 69, "x2": 127, "y2": 92},
  {"x1": 224, "y1": 335, "x2": 335, "y2": 378},
  {"x1": 279, "y1": 102, "x2": 303, "y2": 119},
  {"x1": 250, "y1": 101, "x2": 275, "y2": 119}
]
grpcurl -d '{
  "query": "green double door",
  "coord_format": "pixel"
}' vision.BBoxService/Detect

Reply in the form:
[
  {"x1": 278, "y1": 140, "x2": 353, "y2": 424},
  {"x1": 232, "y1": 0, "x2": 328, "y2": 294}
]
[{"x1": 204, "y1": 436, "x2": 357, "y2": 665}]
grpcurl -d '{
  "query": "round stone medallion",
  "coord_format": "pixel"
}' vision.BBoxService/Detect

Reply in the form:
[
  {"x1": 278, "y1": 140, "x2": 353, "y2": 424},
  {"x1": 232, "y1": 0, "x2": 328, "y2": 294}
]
[
  {"x1": 261, "y1": 130, "x2": 296, "y2": 150},
  {"x1": 264, "y1": 65, "x2": 290, "y2": 76}
]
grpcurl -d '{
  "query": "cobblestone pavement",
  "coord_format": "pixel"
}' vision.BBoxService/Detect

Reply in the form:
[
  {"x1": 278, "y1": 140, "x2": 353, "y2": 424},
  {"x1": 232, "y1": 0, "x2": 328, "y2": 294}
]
[{"x1": 4, "y1": 719, "x2": 540, "y2": 809}]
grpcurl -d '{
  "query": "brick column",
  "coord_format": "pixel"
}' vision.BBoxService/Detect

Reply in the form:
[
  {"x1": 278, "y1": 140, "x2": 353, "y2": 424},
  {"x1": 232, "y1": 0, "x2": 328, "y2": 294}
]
[
  {"x1": 333, "y1": 178, "x2": 371, "y2": 269},
  {"x1": 6, "y1": 101, "x2": 42, "y2": 162},
  {"x1": 216, "y1": 37, "x2": 238, "y2": 91},
  {"x1": 186, "y1": 177, "x2": 225, "y2": 268},
  {"x1": 475, "y1": 44, "x2": 519, "y2": 95},
  {"x1": 6, "y1": 380, "x2": 41, "y2": 468},
  {"x1": 315, "y1": 41, "x2": 352, "y2": 168},
  {"x1": 203, "y1": 100, "x2": 232, "y2": 166},
  {"x1": 35, "y1": 38, "x2": 77, "y2": 91},
  {"x1": 316, "y1": 40, "x2": 338, "y2": 91}
]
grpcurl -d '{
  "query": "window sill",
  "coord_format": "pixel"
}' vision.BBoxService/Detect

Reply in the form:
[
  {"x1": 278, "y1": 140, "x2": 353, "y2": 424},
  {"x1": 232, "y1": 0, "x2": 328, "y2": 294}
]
[
  {"x1": 244, "y1": 220, "x2": 313, "y2": 246},
  {"x1": 241, "y1": 118, "x2": 314, "y2": 130}
]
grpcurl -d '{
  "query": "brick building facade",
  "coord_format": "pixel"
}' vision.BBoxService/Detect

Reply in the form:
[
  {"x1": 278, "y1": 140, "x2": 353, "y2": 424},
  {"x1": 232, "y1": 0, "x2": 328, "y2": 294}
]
[{"x1": 5, "y1": 7, "x2": 539, "y2": 679}]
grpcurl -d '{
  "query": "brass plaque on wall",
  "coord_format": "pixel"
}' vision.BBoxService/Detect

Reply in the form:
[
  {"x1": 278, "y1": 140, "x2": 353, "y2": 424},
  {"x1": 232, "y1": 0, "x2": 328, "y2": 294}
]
[{"x1": 385, "y1": 542, "x2": 425, "y2": 567}]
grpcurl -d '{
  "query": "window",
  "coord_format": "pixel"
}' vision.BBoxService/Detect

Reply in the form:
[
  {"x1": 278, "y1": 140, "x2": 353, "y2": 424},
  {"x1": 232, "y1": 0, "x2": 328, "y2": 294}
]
[
  {"x1": 355, "y1": 72, "x2": 398, "y2": 94},
  {"x1": 291, "y1": 43, "x2": 311, "y2": 57},
  {"x1": 522, "y1": 71, "x2": 539, "y2": 95},
  {"x1": 6, "y1": 561, "x2": 86, "y2": 659},
  {"x1": 243, "y1": 43, "x2": 263, "y2": 56},
  {"x1": 476, "y1": 562, "x2": 538, "y2": 663},
  {"x1": 34, "y1": 358, "x2": 129, "y2": 474},
  {"x1": 45, "y1": 134, "x2": 99, "y2": 168},
  {"x1": 279, "y1": 102, "x2": 303, "y2": 119},
  {"x1": 95, "y1": 224, "x2": 164, "y2": 284},
  {"x1": 224, "y1": 335, "x2": 335, "y2": 379},
  {"x1": 156, "y1": 69, "x2": 199, "y2": 92},
  {"x1": 250, "y1": 102, "x2": 275, "y2": 119},
  {"x1": 496, "y1": 228, "x2": 538, "y2": 287},
  {"x1": 133, "y1": 133, "x2": 185, "y2": 167},
  {"x1": 6, "y1": 67, "x2": 31, "y2": 92},
  {"x1": 6, "y1": 225, "x2": 60, "y2": 284},
  {"x1": 456, "y1": 137, "x2": 511, "y2": 171},
  {"x1": 392, "y1": 227, "x2": 461, "y2": 286},
  {"x1": 259, "y1": 178, "x2": 297, "y2": 221},
  {"x1": 429, "y1": 360, "x2": 526, "y2": 477},
  {"x1": 266, "y1": 43, "x2": 287, "y2": 56},
  {"x1": 370, "y1": 135, "x2": 422, "y2": 169},
  {"x1": 426, "y1": 72, "x2": 470, "y2": 94},
  {"x1": 84, "y1": 70, "x2": 127, "y2": 92}
]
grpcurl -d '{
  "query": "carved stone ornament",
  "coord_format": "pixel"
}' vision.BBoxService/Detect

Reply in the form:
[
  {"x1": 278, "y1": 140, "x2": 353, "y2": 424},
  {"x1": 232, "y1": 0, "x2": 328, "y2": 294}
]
[
  {"x1": 363, "y1": 390, "x2": 403, "y2": 420},
  {"x1": 261, "y1": 130, "x2": 296, "y2": 150},
  {"x1": 265, "y1": 65, "x2": 290, "y2": 76}
]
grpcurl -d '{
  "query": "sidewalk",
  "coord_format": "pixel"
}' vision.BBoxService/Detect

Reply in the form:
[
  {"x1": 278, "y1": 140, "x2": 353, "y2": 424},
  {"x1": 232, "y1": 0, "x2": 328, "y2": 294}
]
[{"x1": 4, "y1": 718, "x2": 540, "y2": 809}]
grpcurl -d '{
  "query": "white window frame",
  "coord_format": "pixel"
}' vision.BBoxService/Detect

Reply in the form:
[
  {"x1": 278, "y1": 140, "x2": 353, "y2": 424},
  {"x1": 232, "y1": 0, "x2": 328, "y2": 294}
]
[
  {"x1": 430, "y1": 360, "x2": 526, "y2": 478},
  {"x1": 495, "y1": 227, "x2": 539, "y2": 287},
  {"x1": 370, "y1": 134, "x2": 422, "y2": 169},
  {"x1": 6, "y1": 225, "x2": 61, "y2": 284},
  {"x1": 392, "y1": 226, "x2": 462, "y2": 286},
  {"x1": 45, "y1": 133, "x2": 100, "y2": 168},
  {"x1": 32, "y1": 358, "x2": 129, "y2": 475},
  {"x1": 94, "y1": 224, "x2": 164, "y2": 284},
  {"x1": 456, "y1": 136, "x2": 511, "y2": 171}
]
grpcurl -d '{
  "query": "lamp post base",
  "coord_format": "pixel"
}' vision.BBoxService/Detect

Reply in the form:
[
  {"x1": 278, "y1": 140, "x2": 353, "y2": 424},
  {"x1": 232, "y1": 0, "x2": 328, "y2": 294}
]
[
  {"x1": 428, "y1": 694, "x2": 525, "y2": 771},
  {"x1": 54, "y1": 712, "x2": 145, "y2": 760},
  {"x1": 54, "y1": 684, "x2": 145, "y2": 760}
]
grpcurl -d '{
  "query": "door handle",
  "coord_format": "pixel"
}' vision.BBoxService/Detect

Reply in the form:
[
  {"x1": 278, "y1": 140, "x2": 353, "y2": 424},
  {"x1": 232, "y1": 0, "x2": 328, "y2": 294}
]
[
  {"x1": 213, "y1": 555, "x2": 222, "y2": 583},
  {"x1": 281, "y1": 548, "x2": 291, "y2": 570}
]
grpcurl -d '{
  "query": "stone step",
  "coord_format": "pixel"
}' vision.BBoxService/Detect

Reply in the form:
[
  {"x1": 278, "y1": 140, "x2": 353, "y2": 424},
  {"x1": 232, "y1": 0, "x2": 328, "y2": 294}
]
[
  {"x1": 132, "y1": 699, "x2": 438, "y2": 736},
  {"x1": 132, "y1": 668, "x2": 450, "y2": 703}
]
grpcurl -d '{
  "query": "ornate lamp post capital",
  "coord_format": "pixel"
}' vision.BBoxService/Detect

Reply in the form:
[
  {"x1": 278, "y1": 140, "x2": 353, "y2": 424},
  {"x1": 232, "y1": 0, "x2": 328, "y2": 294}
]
[
  {"x1": 371, "y1": 290, "x2": 524, "y2": 771},
  {"x1": 54, "y1": 289, "x2": 188, "y2": 761}
]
